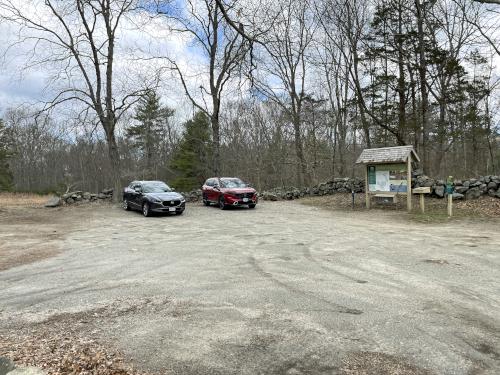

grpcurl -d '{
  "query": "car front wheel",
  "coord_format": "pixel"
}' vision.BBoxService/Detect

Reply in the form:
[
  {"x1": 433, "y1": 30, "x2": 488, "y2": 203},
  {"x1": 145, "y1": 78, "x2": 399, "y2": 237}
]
[
  {"x1": 143, "y1": 202, "x2": 152, "y2": 217},
  {"x1": 248, "y1": 204, "x2": 256, "y2": 209},
  {"x1": 123, "y1": 199, "x2": 130, "y2": 211},
  {"x1": 219, "y1": 196, "x2": 226, "y2": 210}
]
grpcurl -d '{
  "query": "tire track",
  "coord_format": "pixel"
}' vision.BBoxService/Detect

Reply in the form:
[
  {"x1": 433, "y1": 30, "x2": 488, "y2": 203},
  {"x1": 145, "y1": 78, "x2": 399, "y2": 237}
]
[{"x1": 247, "y1": 255, "x2": 363, "y2": 315}]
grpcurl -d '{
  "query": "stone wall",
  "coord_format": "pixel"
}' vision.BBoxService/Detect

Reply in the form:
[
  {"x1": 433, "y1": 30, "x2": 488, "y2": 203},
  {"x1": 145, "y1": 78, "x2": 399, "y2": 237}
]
[
  {"x1": 412, "y1": 172, "x2": 500, "y2": 200},
  {"x1": 45, "y1": 174, "x2": 500, "y2": 207},
  {"x1": 259, "y1": 173, "x2": 500, "y2": 201},
  {"x1": 45, "y1": 189, "x2": 114, "y2": 207}
]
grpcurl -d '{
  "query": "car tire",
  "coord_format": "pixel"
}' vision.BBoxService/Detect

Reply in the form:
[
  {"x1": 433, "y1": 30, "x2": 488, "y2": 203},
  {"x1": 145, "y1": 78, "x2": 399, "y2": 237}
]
[
  {"x1": 142, "y1": 202, "x2": 152, "y2": 217},
  {"x1": 219, "y1": 196, "x2": 226, "y2": 210},
  {"x1": 176, "y1": 210, "x2": 184, "y2": 215},
  {"x1": 203, "y1": 199, "x2": 210, "y2": 206},
  {"x1": 123, "y1": 199, "x2": 130, "y2": 211},
  {"x1": 248, "y1": 204, "x2": 256, "y2": 209}
]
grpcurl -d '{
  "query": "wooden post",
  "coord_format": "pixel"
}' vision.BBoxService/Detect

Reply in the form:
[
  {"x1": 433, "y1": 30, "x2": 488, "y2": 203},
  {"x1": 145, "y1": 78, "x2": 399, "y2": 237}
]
[
  {"x1": 365, "y1": 165, "x2": 370, "y2": 209},
  {"x1": 447, "y1": 193, "x2": 453, "y2": 217},
  {"x1": 420, "y1": 193, "x2": 425, "y2": 213},
  {"x1": 407, "y1": 157, "x2": 412, "y2": 212}
]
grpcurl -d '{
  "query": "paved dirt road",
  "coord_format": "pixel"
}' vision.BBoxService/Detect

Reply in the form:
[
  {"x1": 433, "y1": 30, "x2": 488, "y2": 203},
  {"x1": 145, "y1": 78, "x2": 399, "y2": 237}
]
[{"x1": 1, "y1": 202, "x2": 499, "y2": 374}]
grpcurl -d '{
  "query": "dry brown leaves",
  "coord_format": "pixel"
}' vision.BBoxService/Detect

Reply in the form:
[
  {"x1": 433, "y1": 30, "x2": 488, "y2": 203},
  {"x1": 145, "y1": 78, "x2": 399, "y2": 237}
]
[
  {"x1": 1, "y1": 332, "x2": 130, "y2": 375},
  {"x1": 455, "y1": 196, "x2": 500, "y2": 217},
  {"x1": 0, "y1": 298, "x2": 175, "y2": 375},
  {"x1": 301, "y1": 194, "x2": 500, "y2": 218}
]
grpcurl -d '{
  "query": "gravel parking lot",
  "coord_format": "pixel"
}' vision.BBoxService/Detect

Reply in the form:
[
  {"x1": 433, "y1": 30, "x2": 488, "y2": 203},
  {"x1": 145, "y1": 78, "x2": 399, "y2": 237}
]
[{"x1": 1, "y1": 201, "x2": 499, "y2": 374}]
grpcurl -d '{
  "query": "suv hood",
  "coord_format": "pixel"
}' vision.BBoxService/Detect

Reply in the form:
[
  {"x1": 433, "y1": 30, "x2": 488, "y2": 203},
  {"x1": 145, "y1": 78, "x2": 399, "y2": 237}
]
[
  {"x1": 146, "y1": 192, "x2": 184, "y2": 201},
  {"x1": 221, "y1": 187, "x2": 256, "y2": 194}
]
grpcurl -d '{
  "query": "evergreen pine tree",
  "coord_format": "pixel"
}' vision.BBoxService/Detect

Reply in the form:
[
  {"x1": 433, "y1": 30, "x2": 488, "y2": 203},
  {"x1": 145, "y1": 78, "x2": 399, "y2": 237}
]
[
  {"x1": 170, "y1": 112, "x2": 212, "y2": 191},
  {"x1": 0, "y1": 119, "x2": 13, "y2": 191},
  {"x1": 126, "y1": 90, "x2": 174, "y2": 178}
]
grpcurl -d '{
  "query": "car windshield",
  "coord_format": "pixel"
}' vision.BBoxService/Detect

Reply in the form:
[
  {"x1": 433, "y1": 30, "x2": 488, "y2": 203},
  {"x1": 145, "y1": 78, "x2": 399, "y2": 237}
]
[
  {"x1": 142, "y1": 182, "x2": 172, "y2": 193},
  {"x1": 221, "y1": 178, "x2": 247, "y2": 188}
]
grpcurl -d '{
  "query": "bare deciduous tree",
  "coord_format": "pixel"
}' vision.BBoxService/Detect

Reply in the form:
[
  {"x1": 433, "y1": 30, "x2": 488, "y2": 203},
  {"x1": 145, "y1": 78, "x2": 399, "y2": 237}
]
[
  {"x1": 160, "y1": 0, "x2": 249, "y2": 175},
  {"x1": 0, "y1": 0, "x2": 157, "y2": 198}
]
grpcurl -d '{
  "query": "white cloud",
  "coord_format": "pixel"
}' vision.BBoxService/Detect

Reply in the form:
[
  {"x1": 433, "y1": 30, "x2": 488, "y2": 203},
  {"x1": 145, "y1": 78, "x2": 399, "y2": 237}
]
[{"x1": 0, "y1": 0, "x2": 208, "y2": 123}]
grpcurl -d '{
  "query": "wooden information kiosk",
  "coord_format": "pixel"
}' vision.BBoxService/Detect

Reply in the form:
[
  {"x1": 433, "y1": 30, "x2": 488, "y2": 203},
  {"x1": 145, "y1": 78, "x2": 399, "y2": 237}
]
[{"x1": 356, "y1": 146, "x2": 420, "y2": 212}]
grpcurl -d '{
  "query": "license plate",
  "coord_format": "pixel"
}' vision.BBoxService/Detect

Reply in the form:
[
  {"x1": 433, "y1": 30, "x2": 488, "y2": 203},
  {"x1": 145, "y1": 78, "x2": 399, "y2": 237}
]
[
  {"x1": 243, "y1": 198, "x2": 249, "y2": 202},
  {"x1": 168, "y1": 207, "x2": 176, "y2": 212}
]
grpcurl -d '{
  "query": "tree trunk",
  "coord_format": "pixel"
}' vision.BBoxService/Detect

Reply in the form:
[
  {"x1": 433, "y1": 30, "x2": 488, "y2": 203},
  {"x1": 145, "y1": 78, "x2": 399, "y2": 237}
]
[
  {"x1": 211, "y1": 112, "x2": 221, "y2": 176},
  {"x1": 104, "y1": 122, "x2": 121, "y2": 202},
  {"x1": 397, "y1": 0, "x2": 406, "y2": 140},
  {"x1": 415, "y1": 0, "x2": 430, "y2": 173}
]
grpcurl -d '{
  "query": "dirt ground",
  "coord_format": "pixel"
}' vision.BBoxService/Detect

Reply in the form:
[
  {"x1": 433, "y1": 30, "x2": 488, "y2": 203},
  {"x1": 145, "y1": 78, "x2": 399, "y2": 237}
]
[{"x1": 0, "y1": 199, "x2": 499, "y2": 374}]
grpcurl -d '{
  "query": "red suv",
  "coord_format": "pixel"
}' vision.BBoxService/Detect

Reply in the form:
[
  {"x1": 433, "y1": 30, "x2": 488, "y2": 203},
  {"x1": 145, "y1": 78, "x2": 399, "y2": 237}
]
[{"x1": 202, "y1": 177, "x2": 258, "y2": 209}]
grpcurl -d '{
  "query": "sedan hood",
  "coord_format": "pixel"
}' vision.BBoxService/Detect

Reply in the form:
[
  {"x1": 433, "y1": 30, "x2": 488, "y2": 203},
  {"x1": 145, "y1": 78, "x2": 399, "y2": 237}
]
[{"x1": 146, "y1": 192, "x2": 184, "y2": 201}]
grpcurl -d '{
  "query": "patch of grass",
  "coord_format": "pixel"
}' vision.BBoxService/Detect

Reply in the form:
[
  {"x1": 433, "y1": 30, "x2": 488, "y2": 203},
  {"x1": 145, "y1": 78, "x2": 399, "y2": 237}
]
[{"x1": 0, "y1": 192, "x2": 52, "y2": 207}]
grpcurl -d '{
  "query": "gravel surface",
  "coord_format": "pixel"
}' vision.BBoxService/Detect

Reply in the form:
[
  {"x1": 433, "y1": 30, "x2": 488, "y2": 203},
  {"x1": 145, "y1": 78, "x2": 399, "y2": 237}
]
[{"x1": 1, "y1": 201, "x2": 499, "y2": 374}]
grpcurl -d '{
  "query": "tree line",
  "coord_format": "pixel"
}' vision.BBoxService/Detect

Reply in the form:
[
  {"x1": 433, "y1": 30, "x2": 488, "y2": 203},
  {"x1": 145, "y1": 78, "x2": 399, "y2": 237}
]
[{"x1": 0, "y1": 0, "x2": 499, "y2": 195}]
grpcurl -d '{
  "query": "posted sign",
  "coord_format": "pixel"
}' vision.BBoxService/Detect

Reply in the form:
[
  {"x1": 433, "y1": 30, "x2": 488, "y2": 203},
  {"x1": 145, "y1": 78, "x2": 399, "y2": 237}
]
[{"x1": 367, "y1": 164, "x2": 408, "y2": 193}]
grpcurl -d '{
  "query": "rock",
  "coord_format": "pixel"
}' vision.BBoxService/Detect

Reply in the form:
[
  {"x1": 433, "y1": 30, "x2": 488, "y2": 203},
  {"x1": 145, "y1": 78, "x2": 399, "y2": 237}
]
[
  {"x1": 488, "y1": 189, "x2": 497, "y2": 197},
  {"x1": 465, "y1": 187, "x2": 482, "y2": 200},
  {"x1": 487, "y1": 181, "x2": 498, "y2": 190},
  {"x1": 436, "y1": 180, "x2": 445, "y2": 186},
  {"x1": 496, "y1": 191, "x2": 500, "y2": 199},
  {"x1": 82, "y1": 192, "x2": 91, "y2": 200},
  {"x1": 421, "y1": 178, "x2": 435, "y2": 188},
  {"x1": 66, "y1": 198, "x2": 75, "y2": 204},
  {"x1": 0, "y1": 357, "x2": 15, "y2": 374},
  {"x1": 412, "y1": 168, "x2": 423, "y2": 178},
  {"x1": 480, "y1": 183, "x2": 488, "y2": 193},
  {"x1": 463, "y1": 180, "x2": 470, "y2": 188},
  {"x1": 261, "y1": 192, "x2": 278, "y2": 201},
  {"x1": 97, "y1": 193, "x2": 108, "y2": 199},
  {"x1": 44, "y1": 196, "x2": 61, "y2": 208},
  {"x1": 452, "y1": 193, "x2": 464, "y2": 200},
  {"x1": 455, "y1": 186, "x2": 469, "y2": 194},
  {"x1": 434, "y1": 185, "x2": 445, "y2": 198},
  {"x1": 101, "y1": 188, "x2": 113, "y2": 195},
  {"x1": 454, "y1": 180, "x2": 463, "y2": 186}
]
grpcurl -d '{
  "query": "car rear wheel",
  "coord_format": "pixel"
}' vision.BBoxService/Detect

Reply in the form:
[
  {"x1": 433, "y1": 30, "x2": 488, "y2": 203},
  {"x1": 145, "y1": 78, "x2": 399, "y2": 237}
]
[
  {"x1": 203, "y1": 198, "x2": 210, "y2": 206},
  {"x1": 143, "y1": 202, "x2": 151, "y2": 217},
  {"x1": 123, "y1": 199, "x2": 130, "y2": 211},
  {"x1": 248, "y1": 204, "x2": 256, "y2": 209},
  {"x1": 219, "y1": 196, "x2": 226, "y2": 210}
]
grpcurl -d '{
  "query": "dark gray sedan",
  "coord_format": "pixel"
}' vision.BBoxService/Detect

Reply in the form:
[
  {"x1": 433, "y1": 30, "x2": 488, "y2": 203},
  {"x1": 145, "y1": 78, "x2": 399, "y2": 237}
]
[{"x1": 123, "y1": 181, "x2": 186, "y2": 217}]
